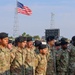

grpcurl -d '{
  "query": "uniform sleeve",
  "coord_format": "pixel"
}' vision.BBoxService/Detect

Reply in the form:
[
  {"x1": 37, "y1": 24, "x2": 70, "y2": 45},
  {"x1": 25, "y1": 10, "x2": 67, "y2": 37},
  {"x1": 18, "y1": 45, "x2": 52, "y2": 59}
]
[
  {"x1": 35, "y1": 55, "x2": 39, "y2": 68},
  {"x1": 10, "y1": 49, "x2": 16, "y2": 63},
  {"x1": 46, "y1": 49, "x2": 51, "y2": 61}
]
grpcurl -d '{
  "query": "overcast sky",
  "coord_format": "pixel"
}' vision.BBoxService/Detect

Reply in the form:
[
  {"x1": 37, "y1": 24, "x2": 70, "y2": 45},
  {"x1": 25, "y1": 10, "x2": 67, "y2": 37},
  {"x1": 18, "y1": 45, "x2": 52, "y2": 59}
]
[{"x1": 0, "y1": 0, "x2": 75, "y2": 39}]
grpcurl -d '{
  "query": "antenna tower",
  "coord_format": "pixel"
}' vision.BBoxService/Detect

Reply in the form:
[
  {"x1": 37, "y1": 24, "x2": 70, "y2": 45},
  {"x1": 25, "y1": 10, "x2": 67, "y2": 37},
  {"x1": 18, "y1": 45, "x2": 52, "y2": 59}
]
[
  {"x1": 50, "y1": 12, "x2": 55, "y2": 29},
  {"x1": 13, "y1": 0, "x2": 19, "y2": 38}
]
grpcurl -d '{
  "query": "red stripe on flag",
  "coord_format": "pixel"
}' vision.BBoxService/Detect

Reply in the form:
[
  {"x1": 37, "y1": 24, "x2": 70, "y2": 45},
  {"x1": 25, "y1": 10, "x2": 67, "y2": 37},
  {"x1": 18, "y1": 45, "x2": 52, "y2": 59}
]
[
  {"x1": 17, "y1": 8, "x2": 27, "y2": 15},
  {"x1": 24, "y1": 6, "x2": 32, "y2": 15},
  {"x1": 17, "y1": 6, "x2": 32, "y2": 16}
]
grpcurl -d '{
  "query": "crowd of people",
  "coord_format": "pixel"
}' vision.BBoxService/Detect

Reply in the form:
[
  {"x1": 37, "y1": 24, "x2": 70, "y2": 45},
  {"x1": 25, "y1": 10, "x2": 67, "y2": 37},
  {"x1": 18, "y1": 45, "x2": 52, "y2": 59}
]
[{"x1": 0, "y1": 32, "x2": 75, "y2": 75}]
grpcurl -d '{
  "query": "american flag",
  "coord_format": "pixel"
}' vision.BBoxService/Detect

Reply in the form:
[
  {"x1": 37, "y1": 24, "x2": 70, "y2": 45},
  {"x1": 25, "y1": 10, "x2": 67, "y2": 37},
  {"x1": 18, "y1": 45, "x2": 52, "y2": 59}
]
[{"x1": 17, "y1": 1, "x2": 32, "y2": 16}]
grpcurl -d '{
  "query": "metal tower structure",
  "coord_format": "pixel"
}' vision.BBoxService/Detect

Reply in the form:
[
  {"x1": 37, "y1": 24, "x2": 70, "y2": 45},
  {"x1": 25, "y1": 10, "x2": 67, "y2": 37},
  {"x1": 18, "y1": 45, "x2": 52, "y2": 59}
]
[
  {"x1": 13, "y1": 1, "x2": 19, "y2": 38},
  {"x1": 50, "y1": 12, "x2": 55, "y2": 29},
  {"x1": 45, "y1": 12, "x2": 60, "y2": 40}
]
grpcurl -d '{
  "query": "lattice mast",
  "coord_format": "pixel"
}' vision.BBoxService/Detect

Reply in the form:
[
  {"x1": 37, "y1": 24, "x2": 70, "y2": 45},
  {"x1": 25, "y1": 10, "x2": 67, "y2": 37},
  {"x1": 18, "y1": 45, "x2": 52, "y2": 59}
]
[
  {"x1": 50, "y1": 12, "x2": 55, "y2": 29},
  {"x1": 13, "y1": 0, "x2": 19, "y2": 38}
]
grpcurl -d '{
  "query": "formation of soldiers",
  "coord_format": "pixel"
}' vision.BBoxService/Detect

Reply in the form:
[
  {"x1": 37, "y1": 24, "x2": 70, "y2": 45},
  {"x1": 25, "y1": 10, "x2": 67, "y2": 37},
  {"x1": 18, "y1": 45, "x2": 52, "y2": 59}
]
[{"x1": 0, "y1": 32, "x2": 75, "y2": 75}]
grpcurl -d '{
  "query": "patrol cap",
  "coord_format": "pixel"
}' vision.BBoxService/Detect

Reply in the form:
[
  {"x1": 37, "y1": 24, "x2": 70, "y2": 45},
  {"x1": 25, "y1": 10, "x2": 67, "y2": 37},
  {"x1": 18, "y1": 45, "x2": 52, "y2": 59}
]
[
  {"x1": 46, "y1": 36, "x2": 55, "y2": 42},
  {"x1": 34, "y1": 40, "x2": 42, "y2": 47},
  {"x1": 39, "y1": 44, "x2": 47, "y2": 49},
  {"x1": 27, "y1": 37, "x2": 32, "y2": 42},
  {"x1": 61, "y1": 40, "x2": 68, "y2": 45},
  {"x1": 55, "y1": 41, "x2": 61, "y2": 46},
  {"x1": 15, "y1": 36, "x2": 26, "y2": 43},
  {"x1": 72, "y1": 36, "x2": 75, "y2": 42},
  {"x1": 60, "y1": 37, "x2": 67, "y2": 42},
  {"x1": 0, "y1": 32, "x2": 8, "y2": 39}
]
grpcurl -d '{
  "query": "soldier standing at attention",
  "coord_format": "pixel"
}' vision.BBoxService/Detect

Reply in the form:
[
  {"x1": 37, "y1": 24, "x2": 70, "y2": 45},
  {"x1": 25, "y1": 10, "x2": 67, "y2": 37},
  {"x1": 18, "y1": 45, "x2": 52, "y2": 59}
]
[
  {"x1": 46, "y1": 36, "x2": 56, "y2": 75},
  {"x1": 0, "y1": 32, "x2": 10, "y2": 75},
  {"x1": 56, "y1": 40, "x2": 69, "y2": 75},
  {"x1": 55, "y1": 41, "x2": 61, "y2": 54},
  {"x1": 55, "y1": 41, "x2": 61, "y2": 75},
  {"x1": 69, "y1": 36, "x2": 75, "y2": 75},
  {"x1": 25, "y1": 37, "x2": 35, "y2": 75},
  {"x1": 34, "y1": 40, "x2": 42, "y2": 54},
  {"x1": 35, "y1": 44, "x2": 47, "y2": 75},
  {"x1": 10, "y1": 36, "x2": 27, "y2": 75}
]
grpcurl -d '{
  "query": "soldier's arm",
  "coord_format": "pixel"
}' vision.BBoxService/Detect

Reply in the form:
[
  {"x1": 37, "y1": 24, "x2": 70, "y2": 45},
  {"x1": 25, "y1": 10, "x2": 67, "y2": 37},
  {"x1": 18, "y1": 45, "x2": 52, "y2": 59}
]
[
  {"x1": 46, "y1": 49, "x2": 51, "y2": 61},
  {"x1": 35, "y1": 54, "x2": 39, "y2": 68},
  {"x1": 10, "y1": 49, "x2": 16, "y2": 63}
]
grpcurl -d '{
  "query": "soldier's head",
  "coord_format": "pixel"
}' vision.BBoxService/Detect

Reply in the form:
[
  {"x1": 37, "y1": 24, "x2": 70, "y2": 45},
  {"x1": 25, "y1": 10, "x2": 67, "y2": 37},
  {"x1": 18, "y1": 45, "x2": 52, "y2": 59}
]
[
  {"x1": 39, "y1": 44, "x2": 48, "y2": 55},
  {"x1": 15, "y1": 36, "x2": 27, "y2": 48},
  {"x1": 61, "y1": 40, "x2": 68, "y2": 49},
  {"x1": 34, "y1": 40, "x2": 42, "y2": 48},
  {"x1": 46, "y1": 36, "x2": 55, "y2": 47},
  {"x1": 0, "y1": 32, "x2": 8, "y2": 47},
  {"x1": 27, "y1": 37, "x2": 33, "y2": 48},
  {"x1": 72, "y1": 36, "x2": 75, "y2": 46},
  {"x1": 55, "y1": 41, "x2": 61, "y2": 50},
  {"x1": 60, "y1": 37, "x2": 68, "y2": 42}
]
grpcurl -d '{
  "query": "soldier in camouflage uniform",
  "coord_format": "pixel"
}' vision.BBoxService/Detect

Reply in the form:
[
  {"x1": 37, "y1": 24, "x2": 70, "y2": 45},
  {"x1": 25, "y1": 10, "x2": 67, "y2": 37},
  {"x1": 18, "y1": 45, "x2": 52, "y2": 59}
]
[
  {"x1": 25, "y1": 37, "x2": 35, "y2": 75},
  {"x1": 34, "y1": 40, "x2": 42, "y2": 54},
  {"x1": 55, "y1": 41, "x2": 61, "y2": 56},
  {"x1": 46, "y1": 36, "x2": 56, "y2": 75},
  {"x1": 56, "y1": 40, "x2": 69, "y2": 75},
  {"x1": 0, "y1": 32, "x2": 10, "y2": 75},
  {"x1": 69, "y1": 36, "x2": 75, "y2": 75},
  {"x1": 10, "y1": 36, "x2": 27, "y2": 75},
  {"x1": 35, "y1": 44, "x2": 47, "y2": 75},
  {"x1": 54, "y1": 41, "x2": 61, "y2": 75}
]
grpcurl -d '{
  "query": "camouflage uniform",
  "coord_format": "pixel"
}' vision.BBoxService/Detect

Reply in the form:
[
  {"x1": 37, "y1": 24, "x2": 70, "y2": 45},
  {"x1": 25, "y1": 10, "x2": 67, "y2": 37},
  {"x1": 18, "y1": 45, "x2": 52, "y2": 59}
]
[
  {"x1": 34, "y1": 47, "x2": 40, "y2": 54},
  {"x1": 56, "y1": 48, "x2": 69, "y2": 75},
  {"x1": 0, "y1": 46, "x2": 10, "y2": 75},
  {"x1": 55, "y1": 47, "x2": 62, "y2": 75},
  {"x1": 46, "y1": 45, "x2": 56, "y2": 75},
  {"x1": 25, "y1": 47, "x2": 35, "y2": 75},
  {"x1": 55, "y1": 47, "x2": 61, "y2": 57},
  {"x1": 69, "y1": 44, "x2": 75, "y2": 75},
  {"x1": 35, "y1": 54, "x2": 47, "y2": 75},
  {"x1": 10, "y1": 47, "x2": 26, "y2": 75}
]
